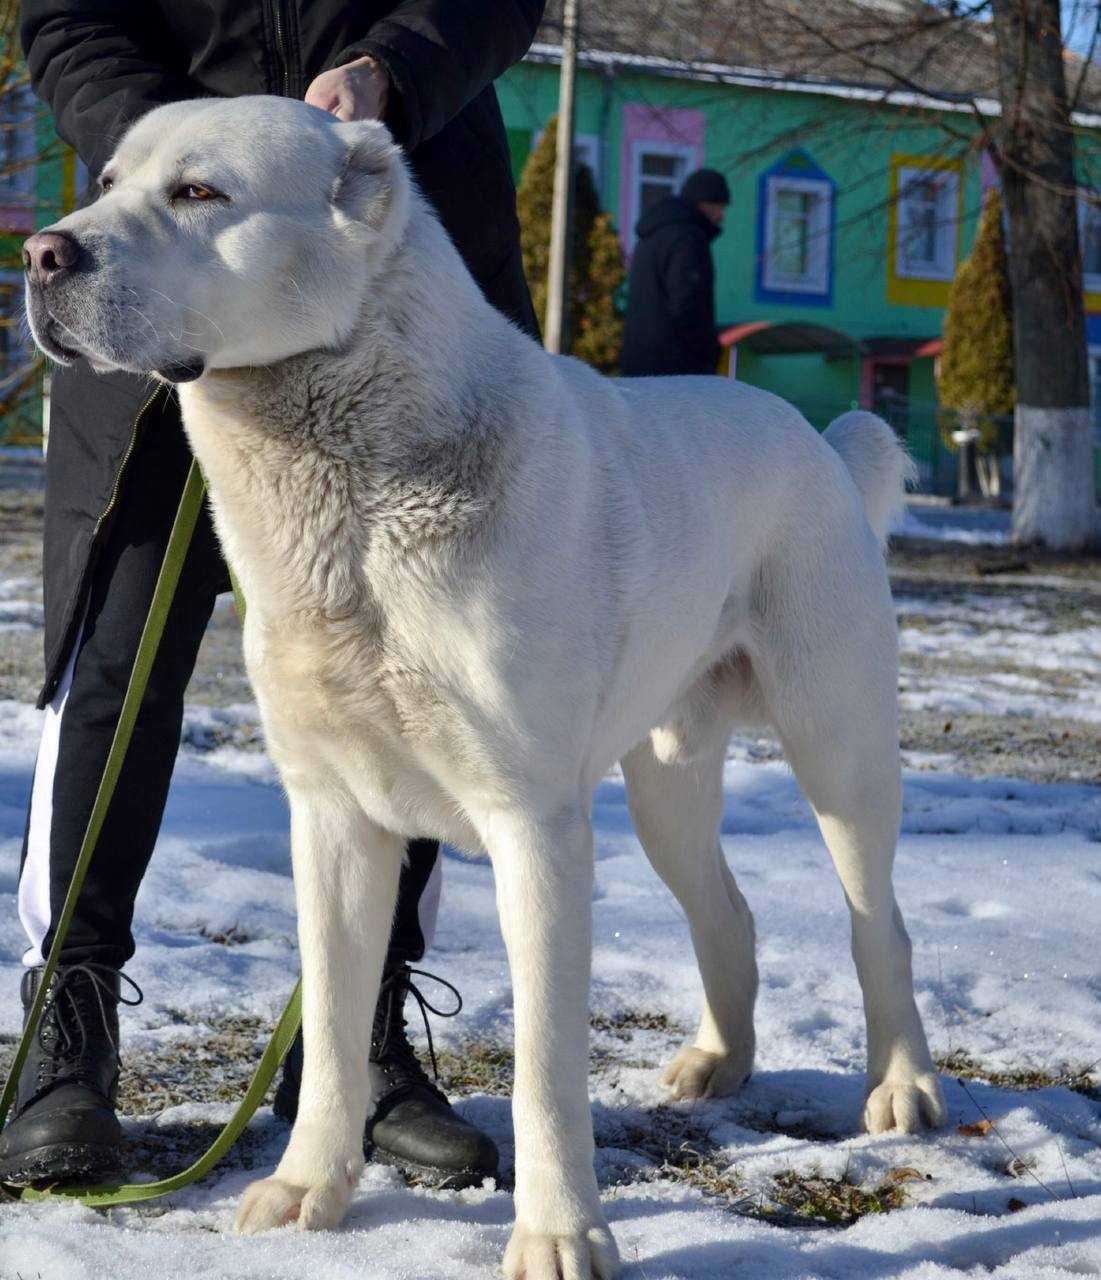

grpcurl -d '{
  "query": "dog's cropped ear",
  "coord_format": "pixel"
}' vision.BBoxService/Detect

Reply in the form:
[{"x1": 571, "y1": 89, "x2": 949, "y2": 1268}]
[{"x1": 331, "y1": 120, "x2": 407, "y2": 237}]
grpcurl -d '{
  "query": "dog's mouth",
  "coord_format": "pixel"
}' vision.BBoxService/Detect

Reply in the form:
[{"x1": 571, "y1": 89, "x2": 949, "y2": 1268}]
[
  {"x1": 39, "y1": 314, "x2": 83, "y2": 364},
  {"x1": 29, "y1": 293, "x2": 206, "y2": 383}
]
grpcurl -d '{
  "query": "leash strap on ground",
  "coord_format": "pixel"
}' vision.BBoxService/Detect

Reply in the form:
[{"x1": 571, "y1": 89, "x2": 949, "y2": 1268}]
[{"x1": 0, "y1": 458, "x2": 303, "y2": 1205}]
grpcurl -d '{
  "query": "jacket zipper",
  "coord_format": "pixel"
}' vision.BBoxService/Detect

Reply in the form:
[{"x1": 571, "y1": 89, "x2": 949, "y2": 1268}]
[
  {"x1": 89, "y1": 388, "x2": 161, "y2": 545},
  {"x1": 271, "y1": 1, "x2": 291, "y2": 97}
]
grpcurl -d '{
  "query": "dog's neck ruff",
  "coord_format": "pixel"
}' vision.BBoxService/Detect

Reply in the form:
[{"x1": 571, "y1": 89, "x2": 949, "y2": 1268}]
[{"x1": 177, "y1": 203, "x2": 528, "y2": 620}]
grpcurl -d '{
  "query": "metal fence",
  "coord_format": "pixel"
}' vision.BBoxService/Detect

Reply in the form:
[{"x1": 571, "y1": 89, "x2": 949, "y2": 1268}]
[{"x1": 783, "y1": 394, "x2": 1031, "y2": 500}]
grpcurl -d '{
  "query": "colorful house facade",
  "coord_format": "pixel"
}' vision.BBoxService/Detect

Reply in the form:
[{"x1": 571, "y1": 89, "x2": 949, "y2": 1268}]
[
  {"x1": 0, "y1": 78, "x2": 79, "y2": 445},
  {"x1": 499, "y1": 42, "x2": 1101, "y2": 492},
  {"x1": 4, "y1": 25, "x2": 1101, "y2": 490}
]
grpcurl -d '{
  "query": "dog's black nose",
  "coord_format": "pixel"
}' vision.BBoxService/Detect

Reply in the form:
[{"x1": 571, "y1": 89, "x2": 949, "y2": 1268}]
[{"x1": 23, "y1": 230, "x2": 82, "y2": 285}]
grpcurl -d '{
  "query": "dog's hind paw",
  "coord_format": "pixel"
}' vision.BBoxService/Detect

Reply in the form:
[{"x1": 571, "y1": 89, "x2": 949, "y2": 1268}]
[
  {"x1": 661, "y1": 1045, "x2": 751, "y2": 1101},
  {"x1": 503, "y1": 1222, "x2": 619, "y2": 1280},
  {"x1": 235, "y1": 1174, "x2": 354, "y2": 1234},
  {"x1": 863, "y1": 1072, "x2": 947, "y2": 1134}
]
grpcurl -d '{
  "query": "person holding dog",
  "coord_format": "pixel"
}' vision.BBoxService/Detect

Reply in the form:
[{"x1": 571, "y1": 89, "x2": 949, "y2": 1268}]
[
  {"x1": 621, "y1": 167, "x2": 731, "y2": 377},
  {"x1": 2, "y1": 0, "x2": 543, "y2": 1190}
]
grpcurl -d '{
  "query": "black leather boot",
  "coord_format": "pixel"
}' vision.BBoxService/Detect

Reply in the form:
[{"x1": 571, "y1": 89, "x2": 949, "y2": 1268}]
[
  {"x1": 0, "y1": 963, "x2": 142, "y2": 1186},
  {"x1": 274, "y1": 963, "x2": 498, "y2": 1190}
]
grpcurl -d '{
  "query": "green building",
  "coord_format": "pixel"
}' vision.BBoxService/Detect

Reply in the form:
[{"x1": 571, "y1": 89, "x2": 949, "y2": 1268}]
[
  {"x1": 5, "y1": 9, "x2": 1101, "y2": 492},
  {"x1": 499, "y1": 34, "x2": 1101, "y2": 492}
]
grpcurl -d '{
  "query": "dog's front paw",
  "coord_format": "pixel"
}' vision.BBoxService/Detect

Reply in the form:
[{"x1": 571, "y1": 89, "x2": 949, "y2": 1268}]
[
  {"x1": 863, "y1": 1071, "x2": 946, "y2": 1134},
  {"x1": 662, "y1": 1044, "x2": 751, "y2": 1100},
  {"x1": 235, "y1": 1174, "x2": 355, "y2": 1234},
  {"x1": 503, "y1": 1222, "x2": 619, "y2": 1280}
]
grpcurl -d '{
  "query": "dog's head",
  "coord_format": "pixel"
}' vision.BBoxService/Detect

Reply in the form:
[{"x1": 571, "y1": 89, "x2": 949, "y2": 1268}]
[{"x1": 23, "y1": 96, "x2": 409, "y2": 382}]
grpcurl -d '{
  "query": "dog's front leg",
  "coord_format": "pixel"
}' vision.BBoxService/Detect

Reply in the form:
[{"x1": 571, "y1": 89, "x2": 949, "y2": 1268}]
[
  {"x1": 484, "y1": 806, "x2": 619, "y2": 1280},
  {"x1": 237, "y1": 783, "x2": 403, "y2": 1233}
]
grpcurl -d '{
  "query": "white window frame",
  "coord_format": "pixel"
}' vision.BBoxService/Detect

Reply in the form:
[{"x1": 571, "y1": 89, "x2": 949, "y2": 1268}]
[
  {"x1": 762, "y1": 173, "x2": 832, "y2": 295},
  {"x1": 1078, "y1": 194, "x2": 1101, "y2": 292},
  {"x1": 630, "y1": 140, "x2": 696, "y2": 246},
  {"x1": 573, "y1": 133, "x2": 601, "y2": 187},
  {"x1": 1088, "y1": 344, "x2": 1101, "y2": 442},
  {"x1": 895, "y1": 165, "x2": 959, "y2": 281},
  {"x1": 531, "y1": 128, "x2": 601, "y2": 190}
]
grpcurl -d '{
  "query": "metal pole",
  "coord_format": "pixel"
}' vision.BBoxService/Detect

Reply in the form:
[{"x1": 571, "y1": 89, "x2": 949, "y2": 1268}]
[{"x1": 544, "y1": 0, "x2": 579, "y2": 355}]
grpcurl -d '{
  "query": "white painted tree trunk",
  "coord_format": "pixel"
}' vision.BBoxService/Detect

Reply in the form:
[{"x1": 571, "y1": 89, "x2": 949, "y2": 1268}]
[{"x1": 1012, "y1": 406, "x2": 1098, "y2": 549}]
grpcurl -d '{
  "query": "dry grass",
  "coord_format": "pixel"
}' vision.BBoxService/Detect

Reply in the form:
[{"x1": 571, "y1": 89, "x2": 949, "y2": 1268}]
[
  {"x1": 937, "y1": 1050, "x2": 1100, "y2": 1100},
  {"x1": 761, "y1": 1165, "x2": 917, "y2": 1227}
]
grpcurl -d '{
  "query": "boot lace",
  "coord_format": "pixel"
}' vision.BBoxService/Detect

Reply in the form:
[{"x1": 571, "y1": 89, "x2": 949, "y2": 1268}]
[
  {"x1": 372, "y1": 965, "x2": 462, "y2": 1097},
  {"x1": 36, "y1": 963, "x2": 143, "y2": 1091}
]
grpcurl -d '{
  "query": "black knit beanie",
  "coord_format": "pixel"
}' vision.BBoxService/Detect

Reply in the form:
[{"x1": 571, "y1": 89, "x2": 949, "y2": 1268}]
[{"x1": 680, "y1": 168, "x2": 731, "y2": 205}]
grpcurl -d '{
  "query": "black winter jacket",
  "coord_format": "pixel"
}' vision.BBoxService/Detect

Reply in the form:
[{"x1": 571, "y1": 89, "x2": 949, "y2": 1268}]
[
  {"x1": 21, "y1": 0, "x2": 543, "y2": 707},
  {"x1": 620, "y1": 195, "x2": 720, "y2": 377}
]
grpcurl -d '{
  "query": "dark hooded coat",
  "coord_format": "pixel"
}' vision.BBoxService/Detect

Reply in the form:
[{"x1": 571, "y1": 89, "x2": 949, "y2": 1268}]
[
  {"x1": 20, "y1": 0, "x2": 542, "y2": 707},
  {"x1": 620, "y1": 195, "x2": 720, "y2": 378}
]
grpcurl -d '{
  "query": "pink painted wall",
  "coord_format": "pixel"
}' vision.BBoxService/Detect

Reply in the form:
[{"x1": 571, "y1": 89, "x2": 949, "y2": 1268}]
[{"x1": 619, "y1": 104, "x2": 705, "y2": 253}]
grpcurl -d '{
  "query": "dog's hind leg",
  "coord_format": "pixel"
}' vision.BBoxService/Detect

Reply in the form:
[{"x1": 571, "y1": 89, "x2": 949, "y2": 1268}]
[
  {"x1": 759, "y1": 564, "x2": 946, "y2": 1134},
  {"x1": 236, "y1": 783, "x2": 404, "y2": 1233},
  {"x1": 621, "y1": 735, "x2": 757, "y2": 1100}
]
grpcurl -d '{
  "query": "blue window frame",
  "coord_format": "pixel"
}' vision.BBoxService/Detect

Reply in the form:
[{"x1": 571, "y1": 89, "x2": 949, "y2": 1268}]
[{"x1": 755, "y1": 150, "x2": 835, "y2": 307}]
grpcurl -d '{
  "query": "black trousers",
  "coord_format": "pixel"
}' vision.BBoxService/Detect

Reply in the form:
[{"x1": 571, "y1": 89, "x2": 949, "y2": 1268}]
[{"x1": 17, "y1": 404, "x2": 439, "y2": 970}]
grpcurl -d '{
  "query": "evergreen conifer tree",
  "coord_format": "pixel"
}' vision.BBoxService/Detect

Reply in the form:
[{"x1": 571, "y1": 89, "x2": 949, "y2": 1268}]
[
  {"x1": 937, "y1": 187, "x2": 1016, "y2": 456},
  {"x1": 517, "y1": 118, "x2": 625, "y2": 372}
]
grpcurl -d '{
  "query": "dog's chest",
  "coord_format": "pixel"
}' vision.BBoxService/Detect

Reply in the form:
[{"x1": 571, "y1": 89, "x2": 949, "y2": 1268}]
[{"x1": 248, "y1": 619, "x2": 486, "y2": 845}]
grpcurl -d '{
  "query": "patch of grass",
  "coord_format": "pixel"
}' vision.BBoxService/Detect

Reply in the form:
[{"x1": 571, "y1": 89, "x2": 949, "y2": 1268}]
[
  {"x1": 937, "y1": 1050, "x2": 1100, "y2": 1100},
  {"x1": 433, "y1": 1041, "x2": 514, "y2": 1096},
  {"x1": 610, "y1": 1107, "x2": 747, "y2": 1206},
  {"x1": 590, "y1": 1010, "x2": 686, "y2": 1039},
  {"x1": 763, "y1": 1166, "x2": 911, "y2": 1227},
  {"x1": 116, "y1": 1014, "x2": 272, "y2": 1115}
]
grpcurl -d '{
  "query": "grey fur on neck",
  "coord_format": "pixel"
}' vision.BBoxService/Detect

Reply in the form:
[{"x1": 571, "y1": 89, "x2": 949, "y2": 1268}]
[{"x1": 195, "y1": 195, "x2": 524, "y2": 555}]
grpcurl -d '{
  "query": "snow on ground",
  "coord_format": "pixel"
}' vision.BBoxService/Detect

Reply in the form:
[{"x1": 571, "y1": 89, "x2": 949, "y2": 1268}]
[
  {"x1": 2, "y1": 696, "x2": 1100, "y2": 1277},
  {"x1": 892, "y1": 504, "x2": 1011, "y2": 547},
  {"x1": 1, "y1": 483, "x2": 1099, "y2": 1277}
]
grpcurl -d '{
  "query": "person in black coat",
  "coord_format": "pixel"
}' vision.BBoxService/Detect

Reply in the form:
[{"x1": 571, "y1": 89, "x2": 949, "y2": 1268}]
[
  {"x1": 621, "y1": 168, "x2": 731, "y2": 377},
  {"x1": 2, "y1": 0, "x2": 543, "y2": 1191}
]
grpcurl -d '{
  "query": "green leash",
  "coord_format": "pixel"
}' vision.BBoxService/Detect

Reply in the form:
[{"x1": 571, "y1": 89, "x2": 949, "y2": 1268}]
[{"x1": 0, "y1": 458, "x2": 302, "y2": 1205}]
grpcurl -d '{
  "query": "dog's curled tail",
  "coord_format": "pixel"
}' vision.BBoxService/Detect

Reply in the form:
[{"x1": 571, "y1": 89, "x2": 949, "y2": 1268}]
[{"x1": 824, "y1": 410, "x2": 917, "y2": 547}]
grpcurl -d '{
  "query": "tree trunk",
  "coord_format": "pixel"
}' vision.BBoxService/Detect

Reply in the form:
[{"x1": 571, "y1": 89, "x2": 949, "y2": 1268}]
[{"x1": 991, "y1": 0, "x2": 1098, "y2": 549}]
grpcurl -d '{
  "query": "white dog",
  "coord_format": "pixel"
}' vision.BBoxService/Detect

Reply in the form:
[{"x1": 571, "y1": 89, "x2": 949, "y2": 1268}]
[{"x1": 24, "y1": 96, "x2": 946, "y2": 1279}]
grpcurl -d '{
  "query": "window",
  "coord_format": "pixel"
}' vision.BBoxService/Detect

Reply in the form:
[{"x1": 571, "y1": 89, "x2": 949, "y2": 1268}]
[
  {"x1": 755, "y1": 151, "x2": 835, "y2": 306},
  {"x1": 529, "y1": 129, "x2": 601, "y2": 189},
  {"x1": 1079, "y1": 195, "x2": 1101, "y2": 292},
  {"x1": 1089, "y1": 348, "x2": 1101, "y2": 441},
  {"x1": 634, "y1": 143, "x2": 694, "y2": 225},
  {"x1": 620, "y1": 105, "x2": 705, "y2": 252},
  {"x1": 895, "y1": 166, "x2": 959, "y2": 280},
  {"x1": 573, "y1": 134, "x2": 600, "y2": 188},
  {"x1": 763, "y1": 175, "x2": 832, "y2": 294}
]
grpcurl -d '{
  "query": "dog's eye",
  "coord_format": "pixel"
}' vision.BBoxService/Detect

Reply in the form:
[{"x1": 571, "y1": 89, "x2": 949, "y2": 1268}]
[
  {"x1": 171, "y1": 183, "x2": 224, "y2": 203},
  {"x1": 99, "y1": 176, "x2": 114, "y2": 194}
]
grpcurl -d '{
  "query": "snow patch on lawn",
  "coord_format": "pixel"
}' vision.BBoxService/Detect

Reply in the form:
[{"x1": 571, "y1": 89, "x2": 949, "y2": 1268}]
[{"x1": 2, "y1": 703, "x2": 1099, "y2": 1277}]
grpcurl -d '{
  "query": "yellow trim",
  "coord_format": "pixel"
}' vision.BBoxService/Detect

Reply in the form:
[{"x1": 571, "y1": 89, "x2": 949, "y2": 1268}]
[
  {"x1": 61, "y1": 147, "x2": 77, "y2": 216},
  {"x1": 1085, "y1": 291, "x2": 1101, "y2": 312},
  {"x1": 886, "y1": 153, "x2": 963, "y2": 309}
]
